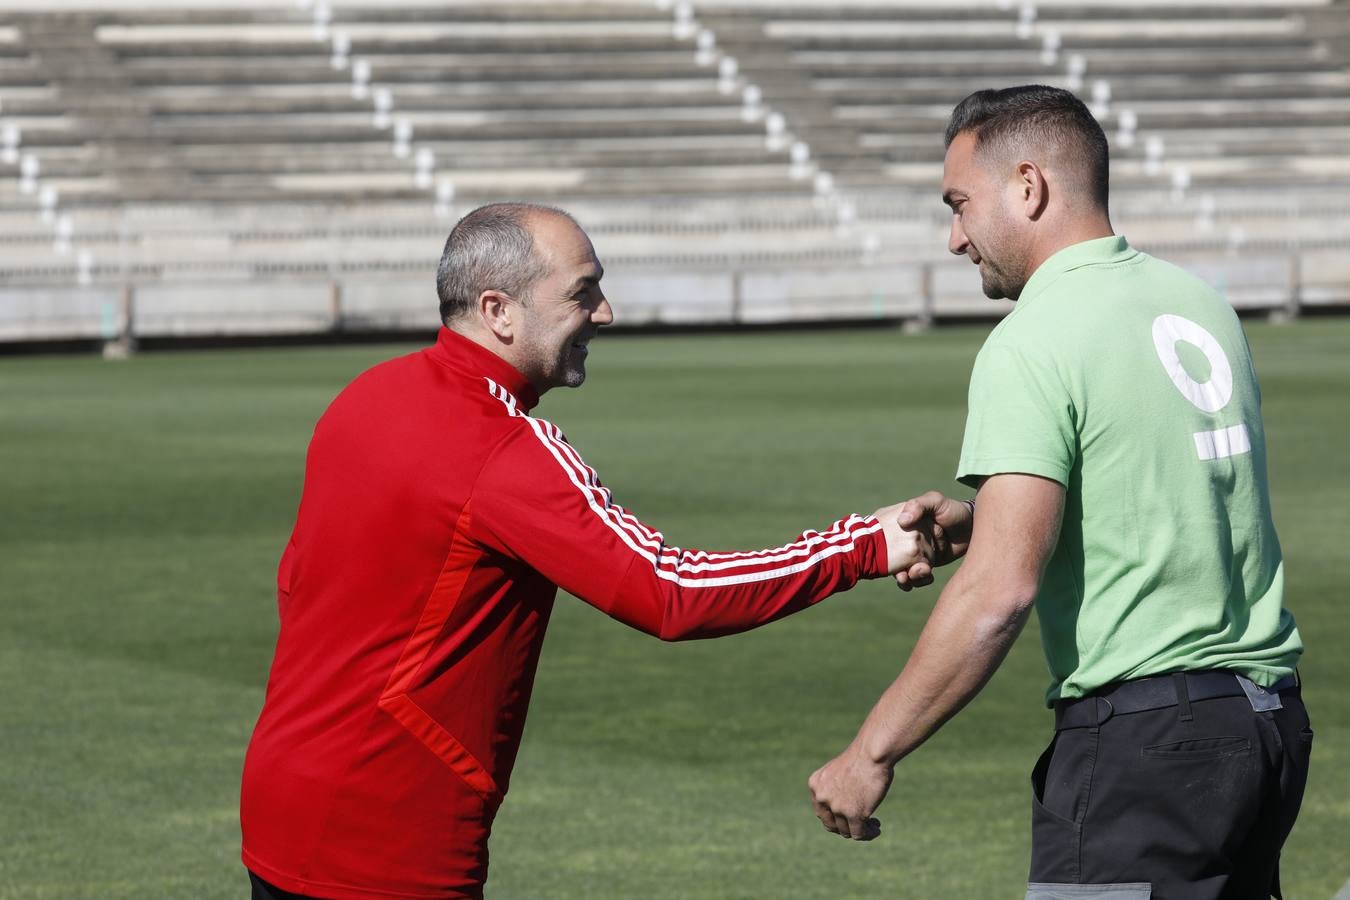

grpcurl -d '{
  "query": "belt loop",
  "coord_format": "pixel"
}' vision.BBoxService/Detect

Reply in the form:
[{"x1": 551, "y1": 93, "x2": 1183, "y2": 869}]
[
  {"x1": 1089, "y1": 696, "x2": 1112, "y2": 734},
  {"x1": 1173, "y1": 672, "x2": 1193, "y2": 722}
]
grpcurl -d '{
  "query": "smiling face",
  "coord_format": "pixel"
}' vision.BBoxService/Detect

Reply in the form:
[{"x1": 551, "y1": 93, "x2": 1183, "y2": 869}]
[
  {"x1": 513, "y1": 213, "x2": 613, "y2": 392},
  {"x1": 942, "y1": 130, "x2": 1032, "y2": 301}
]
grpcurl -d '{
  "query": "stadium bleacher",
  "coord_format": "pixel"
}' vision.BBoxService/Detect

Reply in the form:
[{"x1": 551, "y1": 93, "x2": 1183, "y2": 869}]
[{"x1": 1, "y1": 0, "x2": 1347, "y2": 344}]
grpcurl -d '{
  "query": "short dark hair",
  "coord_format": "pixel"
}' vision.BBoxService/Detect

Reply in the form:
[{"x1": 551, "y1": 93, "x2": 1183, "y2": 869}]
[
  {"x1": 944, "y1": 85, "x2": 1110, "y2": 210},
  {"x1": 436, "y1": 202, "x2": 573, "y2": 324}
]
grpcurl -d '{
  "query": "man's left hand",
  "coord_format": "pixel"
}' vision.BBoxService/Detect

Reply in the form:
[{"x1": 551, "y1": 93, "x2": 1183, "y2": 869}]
[{"x1": 807, "y1": 743, "x2": 892, "y2": 841}]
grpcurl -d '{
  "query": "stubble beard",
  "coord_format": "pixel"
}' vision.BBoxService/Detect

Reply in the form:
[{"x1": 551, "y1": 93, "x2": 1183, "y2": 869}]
[
  {"x1": 975, "y1": 223, "x2": 1027, "y2": 301},
  {"x1": 980, "y1": 266, "x2": 1008, "y2": 300},
  {"x1": 558, "y1": 344, "x2": 588, "y2": 388},
  {"x1": 980, "y1": 264, "x2": 1025, "y2": 301}
]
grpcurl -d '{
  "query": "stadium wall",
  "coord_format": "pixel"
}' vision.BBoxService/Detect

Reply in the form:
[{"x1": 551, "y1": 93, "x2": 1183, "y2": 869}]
[{"x1": 3, "y1": 246, "x2": 1347, "y2": 350}]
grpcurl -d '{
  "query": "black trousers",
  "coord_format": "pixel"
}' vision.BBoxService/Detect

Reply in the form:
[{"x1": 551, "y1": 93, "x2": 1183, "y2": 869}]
[
  {"x1": 1028, "y1": 674, "x2": 1312, "y2": 900},
  {"x1": 249, "y1": 871, "x2": 316, "y2": 900}
]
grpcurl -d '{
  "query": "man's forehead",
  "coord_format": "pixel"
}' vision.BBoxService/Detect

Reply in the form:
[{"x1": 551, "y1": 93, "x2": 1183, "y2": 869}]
[
  {"x1": 569, "y1": 243, "x2": 603, "y2": 282},
  {"x1": 532, "y1": 213, "x2": 594, "y2": 258},
  {"x1": 940, "y1": 161, "x2": 963, "y2": 200},
  {"x1": 526, "y1": 214, "x2": 604, "y2": 292},
  {"x1": 569, "y1": 260, "x2": 604, "y2": 290},
  {"x1": 942, "y1": 131, "x2": 981, "y2": 194},
  {"x1": 943, "y1": 131, "x2": 976, "y2": 170}
]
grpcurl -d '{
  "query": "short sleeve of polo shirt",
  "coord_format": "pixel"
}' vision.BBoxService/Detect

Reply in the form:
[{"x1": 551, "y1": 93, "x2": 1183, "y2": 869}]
[{"x1": 956, "y1": 338, "x2": 1077, "y2": 490}]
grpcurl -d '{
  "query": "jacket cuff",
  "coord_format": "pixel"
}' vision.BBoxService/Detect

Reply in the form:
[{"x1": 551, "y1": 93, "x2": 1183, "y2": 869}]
[{"x1": 859, "y1": 514, "x2": 889, "y2": 579}]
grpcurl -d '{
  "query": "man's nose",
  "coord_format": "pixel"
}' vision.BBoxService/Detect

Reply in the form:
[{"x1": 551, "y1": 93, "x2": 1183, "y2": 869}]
[
  {"x1": 592, "y1": 294, "x2": 615, "y2": 326},
  {"x1": 948, "y1": 217, "x2": 969, "y2": 256}
]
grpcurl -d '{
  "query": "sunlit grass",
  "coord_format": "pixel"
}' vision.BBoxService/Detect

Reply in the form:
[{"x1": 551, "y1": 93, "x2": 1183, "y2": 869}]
[{"x1": 2, "y1": 320, "x2": 1345, "y2": 898}]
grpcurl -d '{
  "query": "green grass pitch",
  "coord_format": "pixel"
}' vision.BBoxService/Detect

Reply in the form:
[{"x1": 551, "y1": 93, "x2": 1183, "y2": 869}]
[{"x1": 2, "y1": 320, "x2": 1346, "y2": 898}]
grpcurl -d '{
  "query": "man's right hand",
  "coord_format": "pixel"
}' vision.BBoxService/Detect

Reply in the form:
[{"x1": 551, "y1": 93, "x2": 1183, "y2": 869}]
[
  {"x1": 871, "y1": 502, "x2": 936, "y2": 576},
  {"x1": 891, "y1": 491, "x2": 974, "y2": 591}
]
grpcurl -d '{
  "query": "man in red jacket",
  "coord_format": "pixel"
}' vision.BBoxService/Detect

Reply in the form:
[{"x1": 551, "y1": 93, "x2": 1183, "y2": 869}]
[{"x1": 240, "y1": 203, "x2": 935, "y2": 899}]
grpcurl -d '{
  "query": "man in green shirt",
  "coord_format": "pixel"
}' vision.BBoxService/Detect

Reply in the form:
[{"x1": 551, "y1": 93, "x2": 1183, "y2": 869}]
[{"x1": 808, "y1": 86, "x2": 1310, "y2": 899}]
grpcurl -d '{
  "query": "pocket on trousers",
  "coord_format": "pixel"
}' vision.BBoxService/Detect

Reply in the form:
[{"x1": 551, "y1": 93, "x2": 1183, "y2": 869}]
[
  {"x1": 1140, "y1": 736, "x2": 1251, "y2": 761},
  {"x1": 1030, "y1": 736, "x2": 1082, "y2": 884},
  {"x1": 1296, "y1": 726, "x2": 1313, "y2": 767},
  {"x1": 1026, "y1": 883, "x2": 1151, "y2": 899},
  {"x1": 1031, "y1": 791, "x2": 1081, "y2": 883}
]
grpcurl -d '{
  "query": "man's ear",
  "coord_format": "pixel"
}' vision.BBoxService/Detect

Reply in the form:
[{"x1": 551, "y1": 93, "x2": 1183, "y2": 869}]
[
  {"x1": 1015, "y1": 160, "x2": 1049, "y2": 221},
  {"x1": 477, "y1": 290, "x2": 515, "y2": 341}
]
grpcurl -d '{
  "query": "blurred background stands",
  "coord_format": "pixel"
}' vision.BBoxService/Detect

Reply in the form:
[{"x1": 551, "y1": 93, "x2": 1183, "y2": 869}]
[{"x1": 0, "y1": 0, "x2": 1347, "y2": 349}]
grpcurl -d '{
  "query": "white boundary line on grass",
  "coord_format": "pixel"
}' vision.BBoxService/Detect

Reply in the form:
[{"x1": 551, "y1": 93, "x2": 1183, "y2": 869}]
[{"x1": 1332, "y1": 876, "x2": 1350, "y2": 900}]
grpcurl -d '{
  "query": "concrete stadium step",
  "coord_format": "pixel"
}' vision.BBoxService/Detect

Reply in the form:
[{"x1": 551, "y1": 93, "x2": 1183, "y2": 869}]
[
  {"x1": 4, "y1": 229, "x2": 1344, "y2": 295},
  {"x1": 870, "y1": 133, "x2": 1350, "y2": 165},
  {"x1": 6, "y1": 186, "x2": 1345, "y2": 254},
  {"x1": 761, "y1": 17, "x2": 1309, "y2": 41},
  {"x1": 787, "y1": 47, "x2": 1339, "y2": 77},
  {"x1": 108, "y1": 41, "x2": 695, "y2": 61},
  {"x1": 0, "y1": 115, "x2": 74, "y2": 145},
  {"x1": 10, "y1": 187, "x2": 1345, "y2": 240},
  {"x1": 878, "y1": 154, "x2": 1350, "y2": 190},
  {"x1": 79, "y1": 3, "x2": 672, "y2": 26},
  {"x1": 814, "y1": 72, "x2": 1350, "y2": 105},
  {"x1": 96, "y1": 20, "x2": 683, "y2": 41},
  {"x1": 142, "y1": 147, "x2": 784, "y2": 176},
  {"x1": 31, "y1": 183, "x2": 1350, "y2": 228},
  {"x1": 137, "y1": 84, "x2": 737, "y2": 116},
  {"x1": 837, "y1": 97, "x2": 1350, "y2": 130},
  {"x1": 700, "y1": 3, "x2": 1324, "y2": 20},
  {"x1": 1, "y1": 170, "x2": 815, "y2": 207},
  {"x1": 113, "y1": 55, "x2": 718, "y2": 86},
  {"x1": 139, "y1": 110, "x2": 768, "y2": 143},
  {"x1": 1112, "y1": 134, "x2": 1350, "y2": 162},
  {"x1": 766, "y1": 30, "x2": 1314, "y2": 53},
  {"x1": 863, "y1": 123, "x2": 1350, "y2": 156},
  {"x1": 8, "y1": 137, "x2": 788, "y2": 181},
  {"x1": 0, "y1": 87, "x2": 64, "y2": 118},
  {"x1": 96, "y1": 22, "x2": 691, "y2": 54},
  {"x1": 304, "y1": 146, "x2": 777, "y2": 169},
  {"x1": 168, "y1": 132, "x2": 772, "y2": 157},
  {"x1": 0, "y1": 64, "x2": 51, "y2": 89}
]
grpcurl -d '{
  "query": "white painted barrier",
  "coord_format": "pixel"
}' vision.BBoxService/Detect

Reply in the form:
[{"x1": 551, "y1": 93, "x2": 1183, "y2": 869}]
[
  {"x1": 0, "y1": 288, "x2": 120, "y2": 341},
  {"x1": 598, "y1": 272, "x2": 737, "y2": 325},
  {"x1": 739, "y1": 265, "x2": 926, "y2": 323},
  {"x1": 133, "y1": 283, "x2": 335, "y2": 336},
  {"x1": 1, "y1": 250, "x2": 1346, "y2": 347}
]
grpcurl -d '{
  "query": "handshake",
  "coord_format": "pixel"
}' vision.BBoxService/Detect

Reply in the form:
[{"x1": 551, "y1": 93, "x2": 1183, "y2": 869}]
[{"x1": 873, "y1": 491, "x2": 975, "y2": 591}]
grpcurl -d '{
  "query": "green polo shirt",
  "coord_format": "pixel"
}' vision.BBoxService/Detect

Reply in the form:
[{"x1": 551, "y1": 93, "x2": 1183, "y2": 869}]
[{"x1": 957, "y1": 235, "x2": 1301, "y2": 704}]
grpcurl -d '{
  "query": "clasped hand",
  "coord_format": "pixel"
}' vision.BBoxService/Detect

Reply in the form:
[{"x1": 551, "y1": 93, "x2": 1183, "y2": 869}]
[{"x1": 878, "y1": 491, "x2": 974, "y2": 592}]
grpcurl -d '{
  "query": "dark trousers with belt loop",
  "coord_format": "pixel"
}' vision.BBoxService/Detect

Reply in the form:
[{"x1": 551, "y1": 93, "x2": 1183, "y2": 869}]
[{"x1": 1026, "y1": 671, "x2": 1312, "y2": 900}]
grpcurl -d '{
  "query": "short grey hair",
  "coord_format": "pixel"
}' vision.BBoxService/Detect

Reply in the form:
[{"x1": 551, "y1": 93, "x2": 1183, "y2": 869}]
[{"x1": 436, "y1": 202, "x2": 575, "y2": 324}]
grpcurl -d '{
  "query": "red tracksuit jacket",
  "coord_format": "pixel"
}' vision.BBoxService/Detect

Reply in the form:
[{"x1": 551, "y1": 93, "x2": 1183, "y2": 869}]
[{"x1": 240, "y1": 328, "x2": 889, "y2": 898}]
